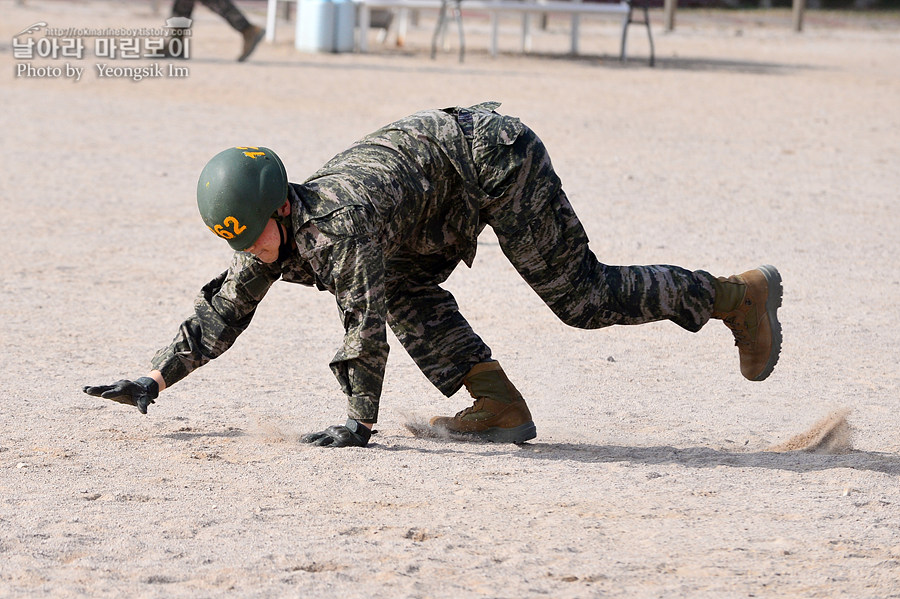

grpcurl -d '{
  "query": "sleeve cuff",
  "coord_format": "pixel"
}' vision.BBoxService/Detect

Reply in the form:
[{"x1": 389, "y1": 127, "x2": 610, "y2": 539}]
[
  {"x1": 346, "y1": 395, "x2": 379, "y2": 423},
  {"x1": 150, "y1": 351, "x2": 190, "y2": 389}
]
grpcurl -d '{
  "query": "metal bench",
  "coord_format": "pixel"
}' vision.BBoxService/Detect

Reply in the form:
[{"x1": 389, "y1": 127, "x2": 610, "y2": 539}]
[
  {"x1": 267, "y1": 0, "x2": 654, "y2": 64},
  {"x1": 359, "y1": 0, "x2": 654, "y2": 64}
]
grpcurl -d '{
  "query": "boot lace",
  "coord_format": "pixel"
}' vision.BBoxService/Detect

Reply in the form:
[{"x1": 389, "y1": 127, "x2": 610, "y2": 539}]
[
  {"x1": 454, "y1": 398, "x2": 487, "y2": 419},
  {"x1": 722, "y1": 315, "x2": 751, "y2": 348}
]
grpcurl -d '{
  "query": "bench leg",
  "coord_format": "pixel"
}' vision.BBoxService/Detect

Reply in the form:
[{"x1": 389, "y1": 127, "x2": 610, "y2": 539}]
[
  {"x1": 431, "y1": 0, "x2": 465, "y2": 62},
  {"x1": 359, "y1": 5, "x2": 371, "y2": 52},
  {"x1": 522, "y1": 13, "x2": 532, "y2": 53},
  {"x1": 454, "y1": 0, "x2": 465, "y2": 62},
  {"x1": 430, "y1": 1, "x2": 448, "y2": 59},
  {"x1": 266, "y1": 0, "x2": 278, "y2": 42},
  {"x1": 397, "y1": 8, "x2": 410, "y2": 46},
  {"x1": 490, "y1": 12, "x2": 499, "y2": 57},
  {"x1": 621, "y1": 2, "x2": 655, "y2": 66},
  {"x1": 571, "y1": 14, "x2": 580, "y2": 54},
  {"x1": 643, "y1": 5, "x2": 655, "y2": 66}
]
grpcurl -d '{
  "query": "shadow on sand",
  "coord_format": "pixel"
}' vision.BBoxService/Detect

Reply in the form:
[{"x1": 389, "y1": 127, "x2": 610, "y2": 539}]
[{"x1": 381, "y1": 439, "x2": 900, "y2": 475}]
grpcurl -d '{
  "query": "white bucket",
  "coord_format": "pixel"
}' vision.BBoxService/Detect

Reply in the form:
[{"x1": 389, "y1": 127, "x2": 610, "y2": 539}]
[
  {"x1": 296, "y1": 0, "x2": 335, "y2": 52},
  {"x1": 333, "y1": 0, "x2": 356, "y2": 53},
  {"x1": 296, "y1": 0, "x2": 356, "y2": 53}
]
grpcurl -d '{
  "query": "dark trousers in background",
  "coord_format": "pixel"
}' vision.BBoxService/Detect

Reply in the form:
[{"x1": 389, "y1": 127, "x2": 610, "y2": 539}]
[{"x1": 171, "y1": 0, "x2": 251, "y2": 32}]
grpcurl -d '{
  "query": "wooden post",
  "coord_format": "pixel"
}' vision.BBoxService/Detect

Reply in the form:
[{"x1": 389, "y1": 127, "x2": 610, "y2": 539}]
[
  {"x1": 792, "y1": 0, "x2": 806, "y2": 32},
  {"x1": 663, "y1": 0, "x2": 676, "y2": 32}
]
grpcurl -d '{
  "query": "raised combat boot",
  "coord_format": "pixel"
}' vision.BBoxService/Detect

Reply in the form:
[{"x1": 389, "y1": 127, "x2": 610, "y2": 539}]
[
  {"x1": 238, "y1": 25, "x2": 265, "y2": 62},
  {"x1": 429, "y1": 361, "x2": 537, "y2": 444},
  {"x1": 712, "y1": 265, "x2": 783, "y2": 381}
]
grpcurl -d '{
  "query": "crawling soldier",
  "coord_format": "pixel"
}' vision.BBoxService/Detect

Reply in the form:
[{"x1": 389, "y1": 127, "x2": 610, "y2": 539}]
[{"x1": 83, "y1": 102, "x2": 782, "y2": 448}]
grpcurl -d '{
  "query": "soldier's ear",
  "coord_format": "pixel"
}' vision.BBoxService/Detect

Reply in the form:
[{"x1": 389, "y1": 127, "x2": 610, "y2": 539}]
[{"x1": 277, "y1": 199, "x2": 291, "y2": 217}]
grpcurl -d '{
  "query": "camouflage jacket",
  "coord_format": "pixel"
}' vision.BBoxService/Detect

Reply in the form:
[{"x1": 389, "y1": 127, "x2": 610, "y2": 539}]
[{"x1": 151, "y1": 102, "x2": 525, "y2": 422}]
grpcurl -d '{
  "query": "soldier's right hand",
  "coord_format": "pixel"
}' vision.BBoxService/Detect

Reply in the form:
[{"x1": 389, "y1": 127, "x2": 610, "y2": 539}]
[
  {"x1": 301, "y1": 418, "x2": 372, "y2": 448},
  {"x1": 82, "y1": 377, "x2": 159, "y2": 414}
]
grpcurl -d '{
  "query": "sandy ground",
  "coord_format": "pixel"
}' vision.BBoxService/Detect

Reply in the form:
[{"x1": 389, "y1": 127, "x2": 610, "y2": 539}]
[{"x1": 2, "y1": 1, "x2": 900, "y2": 597}]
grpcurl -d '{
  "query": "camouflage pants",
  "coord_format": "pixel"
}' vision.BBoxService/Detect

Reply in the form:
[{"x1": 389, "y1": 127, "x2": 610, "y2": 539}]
[
  {"x1": 387, "y1": 119, "x2": 716, "y2": 397},
  {"x1": 171, "y1": 0, "x2": 251, "y2": 32}
]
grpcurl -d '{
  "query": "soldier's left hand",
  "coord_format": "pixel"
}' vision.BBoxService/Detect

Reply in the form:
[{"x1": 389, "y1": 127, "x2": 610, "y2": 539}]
[
  {"x1": 301, "y1": 418, "x2": 372, "y2": 447},
  {"x1": 82, "y1": 377, "x2": 159, "y2": 414}
]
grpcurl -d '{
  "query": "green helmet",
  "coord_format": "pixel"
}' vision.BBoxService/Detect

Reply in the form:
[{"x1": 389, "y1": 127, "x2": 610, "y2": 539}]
[{"x1": 197, "y1": 146, "x2": 288, "y2": 251}]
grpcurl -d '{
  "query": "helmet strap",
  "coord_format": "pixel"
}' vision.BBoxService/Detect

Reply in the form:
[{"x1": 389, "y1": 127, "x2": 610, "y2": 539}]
[{"x1": 276, "y1": 218, "x2": 292, "y2": 262}]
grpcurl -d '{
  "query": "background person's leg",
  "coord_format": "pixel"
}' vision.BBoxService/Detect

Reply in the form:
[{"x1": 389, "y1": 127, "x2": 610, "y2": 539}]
[
  {"x1": 171, "y1": 0, "x2": 196, "y2": 19},
  {"x1": 199, "y1": 0, "x2": 251, "y2": 31},
  {"x1": 178, "y1": 0, "x2": 264, "y2": 60}
]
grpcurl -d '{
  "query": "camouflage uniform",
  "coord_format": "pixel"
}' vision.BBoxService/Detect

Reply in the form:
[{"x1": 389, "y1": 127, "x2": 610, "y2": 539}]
[
  {"x1": 151, "y1": 102, "x2": 716, "y2": 423},
  {"x1": 171, "y1": 0, "x2": 251, "y2": 32}
]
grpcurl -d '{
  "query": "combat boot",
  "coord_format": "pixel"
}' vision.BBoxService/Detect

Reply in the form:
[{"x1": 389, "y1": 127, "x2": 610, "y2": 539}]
[
  {"x1": 429, "y1": 361, "x2": 537, "y2": 444},
  {"x1": 238, "y1": 25, "x2": 265, "y2": 62},
  {"x1": 712, "y1": 265, "x2": 783, "y2": 381}
]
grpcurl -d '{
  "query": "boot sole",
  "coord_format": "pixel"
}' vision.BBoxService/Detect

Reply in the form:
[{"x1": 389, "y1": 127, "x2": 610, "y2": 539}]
[
  {"x1": 423, "y1": 420, "x2": 537, "y2": 444},
  {"x1": 753, "y1": 264, "x2": 783, "y2": 382},
  {"x1": 462, "y1": 421, "x2": 537, "y2": 444},
  {"x1": 238, "y1": 28, "x2": 265, "y2": 62}
]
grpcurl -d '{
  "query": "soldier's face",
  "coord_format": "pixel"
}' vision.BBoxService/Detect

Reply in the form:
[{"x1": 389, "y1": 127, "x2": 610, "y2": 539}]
[{"x1": 244, "y1": 218, "x2": 281, "y2": 263}]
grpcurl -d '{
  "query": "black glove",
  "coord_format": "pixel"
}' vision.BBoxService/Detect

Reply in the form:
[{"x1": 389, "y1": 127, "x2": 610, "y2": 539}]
[
  {"x1": 301, "y1": 418, "x2": 372, "y2": 448},
  {"x1": 82, "y1": 377, "x2": 159, "y2": 414}
]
